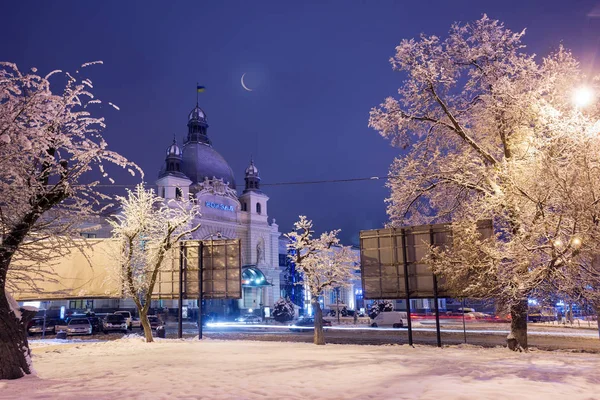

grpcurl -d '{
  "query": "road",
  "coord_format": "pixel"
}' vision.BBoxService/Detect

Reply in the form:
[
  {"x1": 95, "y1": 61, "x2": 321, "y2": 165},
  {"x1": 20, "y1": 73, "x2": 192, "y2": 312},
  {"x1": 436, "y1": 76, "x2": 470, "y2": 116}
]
[
  {"x1": 30, "y1": 320, "x2": 600, "y2": 352},
  {"x1": 182, "y1": 322, "x2": 600, "y2": 352}
]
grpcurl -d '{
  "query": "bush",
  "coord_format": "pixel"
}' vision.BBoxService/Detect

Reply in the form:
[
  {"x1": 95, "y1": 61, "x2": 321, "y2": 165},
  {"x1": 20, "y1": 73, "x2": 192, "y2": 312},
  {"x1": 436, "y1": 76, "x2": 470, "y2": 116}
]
[{"x1": 368, "y1": 300, "x2": 394, "y2": 319}]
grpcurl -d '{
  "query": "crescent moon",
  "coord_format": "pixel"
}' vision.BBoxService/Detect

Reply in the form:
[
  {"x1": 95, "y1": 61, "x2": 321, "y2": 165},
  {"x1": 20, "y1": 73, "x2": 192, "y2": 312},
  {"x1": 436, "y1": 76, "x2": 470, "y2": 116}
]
[{"x1": 241, "y1": 73, "x2": 253, "y2": 92}]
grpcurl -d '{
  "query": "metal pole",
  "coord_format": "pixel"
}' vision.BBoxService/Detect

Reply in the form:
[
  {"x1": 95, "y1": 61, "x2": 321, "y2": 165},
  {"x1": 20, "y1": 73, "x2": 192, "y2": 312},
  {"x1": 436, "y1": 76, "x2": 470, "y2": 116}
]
[
  {"x1": 178, "y1": 242, "x2": 184, "y2": 339},
  {"x1": 462, "y1": 298, "x2": 467, "y2": 344},
  {"x1": 336, "y1": 287, "x2": 341, "y2": 325},
  {"x1": 42, "y1": 305, "x2": 47, "y2": 340},
  {"x1": 400, "y1": 229, "x2": 413, "y2": 346},
  {"x1": 198, "y1": 241, "x2": 203, "y2": 339},
  {"x1": 430, "y1": 227, "x2": 442, "y2": 348}
]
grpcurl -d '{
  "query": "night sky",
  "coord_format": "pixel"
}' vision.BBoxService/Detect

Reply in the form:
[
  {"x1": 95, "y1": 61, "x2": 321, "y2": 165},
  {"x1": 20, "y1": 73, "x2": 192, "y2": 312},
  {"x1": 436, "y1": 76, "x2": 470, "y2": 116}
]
[{"x1": 2, "y1": 1, "x2": 600, "y2": 244}]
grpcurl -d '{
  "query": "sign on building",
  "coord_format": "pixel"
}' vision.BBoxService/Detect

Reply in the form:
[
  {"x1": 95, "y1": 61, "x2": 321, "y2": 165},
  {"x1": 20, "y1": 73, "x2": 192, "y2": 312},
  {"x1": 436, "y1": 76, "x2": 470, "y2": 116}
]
[{"x1": 360, "y1": 221, "x2": 492, "y2": 300}]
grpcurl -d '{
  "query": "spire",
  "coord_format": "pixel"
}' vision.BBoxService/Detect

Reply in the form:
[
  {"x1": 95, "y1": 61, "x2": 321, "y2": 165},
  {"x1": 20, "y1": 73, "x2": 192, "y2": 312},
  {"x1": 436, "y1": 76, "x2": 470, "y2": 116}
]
[{"x1": 243, "y1": 157, "x2": 261, "y2": 193}]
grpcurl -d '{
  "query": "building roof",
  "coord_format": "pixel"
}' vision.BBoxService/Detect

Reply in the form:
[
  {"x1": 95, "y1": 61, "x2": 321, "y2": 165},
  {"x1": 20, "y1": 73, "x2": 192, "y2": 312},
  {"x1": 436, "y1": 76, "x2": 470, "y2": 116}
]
[{"x1": 181, "y1": 142, "x2": 236, "y2": 189}]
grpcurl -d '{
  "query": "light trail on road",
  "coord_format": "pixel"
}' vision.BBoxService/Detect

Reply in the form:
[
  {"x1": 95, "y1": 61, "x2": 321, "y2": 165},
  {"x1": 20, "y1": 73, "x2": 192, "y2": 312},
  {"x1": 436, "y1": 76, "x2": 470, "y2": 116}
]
[{"x1": 204, "y1": 322, "x2": 599, "y2": 339}]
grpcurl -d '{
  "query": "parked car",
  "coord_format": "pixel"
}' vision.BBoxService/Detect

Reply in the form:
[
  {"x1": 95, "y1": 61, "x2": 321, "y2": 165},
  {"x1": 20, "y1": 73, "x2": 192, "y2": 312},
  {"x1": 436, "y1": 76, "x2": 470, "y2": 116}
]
[
  {"x1": 235, "y1": 315, "x2": 262, "y2": 324},
  {"x1": 370, "y1": 311, "x2": 408, "y2": 328},
  {"x1": 114, "y1": 311, "x2": 141, "y2": 329},
  {"x1": 54, "y1": 317, "x2": 73, "y2": 333},
  {"x1": 145, "y1": 315, "x2": 164, "y2": 330},
  {"x1": 289, "y1": 317, "x2": 332, "y2": 332},
  {"x1": 86, "y1": 316, "x2": 104, "y2": 333},
  {"x1": 27, "y1": 318, "x2": 57, "y2": 335},
  {"x1": 103, "y1": 314, "x2": 128, "y2": 333},
  {"x1": 66, "y1": 318, "x2": 92, "y2": 336}
]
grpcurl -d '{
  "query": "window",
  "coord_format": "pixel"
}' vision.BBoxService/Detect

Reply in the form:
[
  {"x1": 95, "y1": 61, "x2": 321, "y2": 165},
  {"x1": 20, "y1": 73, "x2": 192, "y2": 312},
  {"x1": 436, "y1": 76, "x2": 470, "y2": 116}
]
[
  {"x1": 242, "y1": 202, "x2": 247, "y2": 211},
  {"x1": 279, "y1": 254, "x2": 288, "y2": 266},
  {"x1": 256, "y1": 202, "x2": 261, "y2": 214},
  {"x1": 175, "y1": 187, "x2": 182, "y2": 199},
  {"x1": 80, "y1": 233, "x2": 97, "y2": 238},
  {"x1": 69, "y1": 300, "x2": 93, "y2": 310}
]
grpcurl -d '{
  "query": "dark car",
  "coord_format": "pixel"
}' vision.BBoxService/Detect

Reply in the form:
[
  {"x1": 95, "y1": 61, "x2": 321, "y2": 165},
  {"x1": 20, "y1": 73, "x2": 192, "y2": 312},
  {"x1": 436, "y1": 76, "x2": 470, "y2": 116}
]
[
  {"x1": 27, "y1": 318, "x2": 57, "y2": 335},
  {"x1": 102, "y1": 314, "x2": 128, "y2": 333},
  {"x1": 289, "y1": 317, "x2": 332, "y2": 332},
  {"x1": 146, "y1": 315, "x2": 164, "y2": 330},
  {"x1": 87, "y1": 316, "x2": 103, "y2": 333}
]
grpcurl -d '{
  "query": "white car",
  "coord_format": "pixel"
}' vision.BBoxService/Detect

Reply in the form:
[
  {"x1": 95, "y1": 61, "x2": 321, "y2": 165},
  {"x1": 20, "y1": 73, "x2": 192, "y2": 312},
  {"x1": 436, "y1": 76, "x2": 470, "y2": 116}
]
[
  {"x1": 235, "y1": 315, "x2": 262, "y2": 324},
  {"x1": 114, "y1": 311, "x2": 141, "y2": 329},
  {"x1": 67, "y1": 318, "x2": 92, "y2": 336},
  {"x1": 370, "y1": 311, "x2": 408, "y2": 328}
]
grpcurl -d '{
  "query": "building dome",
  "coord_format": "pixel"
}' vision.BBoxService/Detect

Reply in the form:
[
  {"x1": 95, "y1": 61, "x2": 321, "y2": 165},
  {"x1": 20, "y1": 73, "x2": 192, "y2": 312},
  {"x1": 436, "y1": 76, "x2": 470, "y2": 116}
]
[
  {"x1": 188, "y1": 106, "x2": 206, "y2": 122},
  {"x1": 245, "y1": 159, "x2": 259, "y2": 176},
  {"x1": 166, "y1": 138, "x2": 182, "y2": 157},
  {"x1": 181, "y1": 142, "x2": 236, "y2": 189}
]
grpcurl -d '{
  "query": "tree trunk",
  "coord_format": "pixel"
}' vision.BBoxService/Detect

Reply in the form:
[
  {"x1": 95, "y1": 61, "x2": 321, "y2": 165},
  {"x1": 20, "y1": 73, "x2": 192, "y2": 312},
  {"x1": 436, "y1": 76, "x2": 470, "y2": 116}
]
[
  {"x1": 312, "y1": 298, "x2": 325, "y2": 345},
  {"x1": 139, "y1": 309, "x2": 153, "y2": 343},
  {"x1": 507, "y1": 299, "x2": 528, "y2": 351},
  {"x1": 0, "y1": 293, "x2": 36, "y2": 380}
]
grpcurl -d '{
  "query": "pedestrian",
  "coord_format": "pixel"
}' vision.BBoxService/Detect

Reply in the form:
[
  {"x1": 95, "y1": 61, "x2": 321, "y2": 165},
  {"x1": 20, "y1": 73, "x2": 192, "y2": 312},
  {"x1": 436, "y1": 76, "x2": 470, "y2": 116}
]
[{"x1": 353, "y1": 310, "x2": 358, "y2": 325}]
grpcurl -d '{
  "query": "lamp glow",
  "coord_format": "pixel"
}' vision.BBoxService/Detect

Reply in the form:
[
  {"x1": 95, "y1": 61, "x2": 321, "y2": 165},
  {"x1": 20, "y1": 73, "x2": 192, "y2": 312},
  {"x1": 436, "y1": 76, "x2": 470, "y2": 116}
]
[{"x1": 573, "y1": 87, "x2": 594, "y2": 108}]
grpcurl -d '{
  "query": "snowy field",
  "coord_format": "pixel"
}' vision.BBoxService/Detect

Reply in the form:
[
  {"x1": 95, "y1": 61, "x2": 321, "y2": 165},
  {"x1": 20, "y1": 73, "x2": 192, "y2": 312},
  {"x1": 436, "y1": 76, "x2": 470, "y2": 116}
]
[{"x1": 2, "y1": 338, "x2": 600, "y2": 400}]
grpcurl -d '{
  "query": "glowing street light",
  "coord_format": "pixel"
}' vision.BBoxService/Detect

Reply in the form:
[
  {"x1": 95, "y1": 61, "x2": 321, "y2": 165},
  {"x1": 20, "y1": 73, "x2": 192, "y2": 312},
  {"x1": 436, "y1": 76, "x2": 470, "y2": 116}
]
[{"x1": 573, "y1": 87, "x2": 594, "y2": 108}]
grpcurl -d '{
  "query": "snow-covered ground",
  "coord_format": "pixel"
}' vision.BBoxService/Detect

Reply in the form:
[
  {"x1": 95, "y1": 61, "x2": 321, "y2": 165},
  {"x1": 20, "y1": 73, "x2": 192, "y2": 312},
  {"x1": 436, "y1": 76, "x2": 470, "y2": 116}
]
[{"x1": 2, "y1": 338, "x2": 600, "y2": 400}]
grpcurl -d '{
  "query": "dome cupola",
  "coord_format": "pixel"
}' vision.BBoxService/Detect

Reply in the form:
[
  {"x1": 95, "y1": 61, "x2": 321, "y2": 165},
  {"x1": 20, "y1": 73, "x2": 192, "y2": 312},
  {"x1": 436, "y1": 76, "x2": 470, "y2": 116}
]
[
  {"x1": 243, "y1": 158, "x2": 261, "y2": 193},
  {"x1": 159, "y1": 137, "x2": 185, "y2": 178},
  {"x1": 186, "y1": 105, "x2": 210, "y2": 145},
  {"x1": 166, "y1": 138, "x2": 182, "y2": 157},
  {"x1": 180, "y1": 102, "x2": 236, "y2": 190}
]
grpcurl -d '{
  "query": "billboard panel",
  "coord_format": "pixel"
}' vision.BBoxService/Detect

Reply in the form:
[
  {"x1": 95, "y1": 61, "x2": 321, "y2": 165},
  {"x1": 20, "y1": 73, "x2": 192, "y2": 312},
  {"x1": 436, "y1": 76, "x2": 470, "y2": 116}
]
[
  {"x1": 153, "y1": 239, "x2": 241, "y2": 300},
  {"x1": 10, "y1": 239, "x2": 122, "y2": 301},
  {"x1": 359, "y1": 221, "x2": 492, "y2": 300}
]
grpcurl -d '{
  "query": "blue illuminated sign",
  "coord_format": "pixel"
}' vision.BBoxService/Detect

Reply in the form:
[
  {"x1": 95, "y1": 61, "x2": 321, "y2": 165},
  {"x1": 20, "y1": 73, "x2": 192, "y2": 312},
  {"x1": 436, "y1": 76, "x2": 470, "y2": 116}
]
[{"x1": 205, "y1": 201, "x2": 234, "y2": 212}]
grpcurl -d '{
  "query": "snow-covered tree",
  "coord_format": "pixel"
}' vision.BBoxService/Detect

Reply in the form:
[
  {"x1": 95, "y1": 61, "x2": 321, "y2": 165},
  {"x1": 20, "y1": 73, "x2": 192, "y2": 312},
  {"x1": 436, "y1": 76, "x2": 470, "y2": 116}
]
[
  {"x1": 0, "y1": 62, "x2": 139, "y2": 379},
  {"x1": 368, "y1": 300, "x2": 394, "y2": 320},
  {"x1": 272, "y1": 297, "x2": 295, "y2": 323},
  {"x1": 369, "y1": 16, "x2": 600, "y2": 350},
  {"x1": 109, "y1": 184, "x2": 200, "y2": 342},
  {"x1": 286, "y1": 216, "x2": 357, "y2": 345}
]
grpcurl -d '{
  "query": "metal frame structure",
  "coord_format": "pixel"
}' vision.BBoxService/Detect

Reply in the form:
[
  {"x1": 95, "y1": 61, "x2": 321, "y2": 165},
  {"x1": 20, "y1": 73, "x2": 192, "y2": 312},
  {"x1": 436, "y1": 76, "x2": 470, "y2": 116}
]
[{"x1": 359, "y1": 221, "x2": 492, "y2": 347}]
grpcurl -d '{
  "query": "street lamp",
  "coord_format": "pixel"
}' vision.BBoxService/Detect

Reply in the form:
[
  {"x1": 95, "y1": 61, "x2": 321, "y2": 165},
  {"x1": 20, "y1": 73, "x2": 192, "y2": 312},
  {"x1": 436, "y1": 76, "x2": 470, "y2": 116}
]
[{"x1": 573, "y1": 86, "x2": 594, "y2": 108}]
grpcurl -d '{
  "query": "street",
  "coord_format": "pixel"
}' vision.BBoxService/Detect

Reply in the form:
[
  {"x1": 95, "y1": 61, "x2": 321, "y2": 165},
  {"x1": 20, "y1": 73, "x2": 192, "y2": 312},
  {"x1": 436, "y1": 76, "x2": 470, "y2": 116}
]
[{"x1": 172, "y1": 321, "x2": 600, "y2": 352}]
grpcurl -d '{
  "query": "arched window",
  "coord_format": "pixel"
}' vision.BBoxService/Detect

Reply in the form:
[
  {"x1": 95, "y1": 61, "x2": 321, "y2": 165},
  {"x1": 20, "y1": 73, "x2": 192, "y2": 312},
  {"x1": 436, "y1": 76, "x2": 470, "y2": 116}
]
[
  {"x1": 242, "y1": 202, "x2": 247, "y2": 211},
  {"x1": 161, "y1": 187, "x2": 165, "y2": 198},
  {"x1": 175, "y1": 187, "x2": 182, "y2": 199},
  {"x1": 256, "y1": 202, "x2": 261, "y2": 214}
]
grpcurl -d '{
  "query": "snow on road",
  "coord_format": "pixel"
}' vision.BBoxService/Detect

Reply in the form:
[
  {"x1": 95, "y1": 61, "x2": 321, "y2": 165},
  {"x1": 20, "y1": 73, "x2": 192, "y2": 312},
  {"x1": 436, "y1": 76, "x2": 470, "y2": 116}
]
[{"x1": 2, "y1": 337, "x2": 600, "y2": 400}]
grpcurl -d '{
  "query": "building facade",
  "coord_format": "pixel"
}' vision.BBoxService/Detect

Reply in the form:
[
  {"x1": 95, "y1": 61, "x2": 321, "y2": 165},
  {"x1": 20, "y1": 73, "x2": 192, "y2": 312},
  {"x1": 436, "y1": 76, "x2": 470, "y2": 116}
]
[{"x1": 154, "y1": 104, "x2": 281, "y2": 318}]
